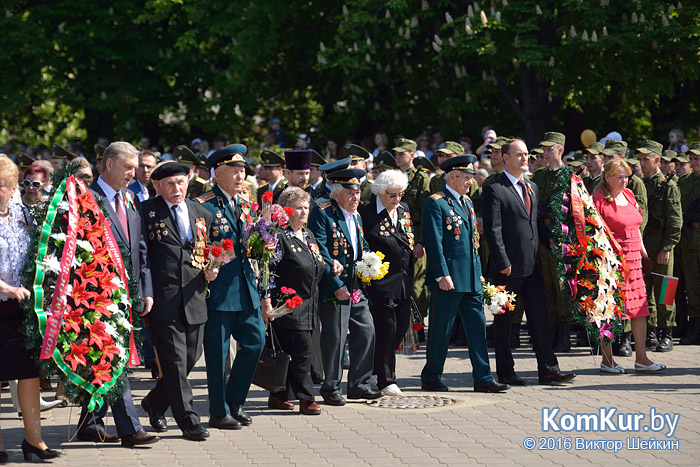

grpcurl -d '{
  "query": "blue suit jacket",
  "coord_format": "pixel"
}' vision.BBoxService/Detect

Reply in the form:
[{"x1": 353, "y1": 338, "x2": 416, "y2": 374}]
[
  {"x1": 422, "y1": 188, "x2": 482, "y2": 294},
  {"x1": 195, "y1": 185, "x2": 260, "y2": 312},
  {"x1": 127, "y1": 180, "x2": 148, "y2": 202},
  {"x1": 307, "y1": 198, "x2": 370, "y2": 303}
]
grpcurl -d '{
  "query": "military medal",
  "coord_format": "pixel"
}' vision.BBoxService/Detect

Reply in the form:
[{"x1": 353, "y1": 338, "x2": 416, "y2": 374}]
[{"x1": 148, "y1": 211, "x2": 155, "y2": 218}]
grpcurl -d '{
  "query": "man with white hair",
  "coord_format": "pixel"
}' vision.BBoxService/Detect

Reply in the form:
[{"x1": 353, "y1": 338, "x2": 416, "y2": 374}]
[
  {"x1": 78, "y1": 141, "x2": 158, "y2": 447},
  {"x1": 308, "y1": 168, "x2": 381, "y2": 406}
]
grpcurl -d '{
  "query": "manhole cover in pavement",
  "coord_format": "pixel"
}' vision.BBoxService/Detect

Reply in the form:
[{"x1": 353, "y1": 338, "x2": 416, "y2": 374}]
[{"x1": 366, "y1": 395, "x2": 459, "y2": 409}]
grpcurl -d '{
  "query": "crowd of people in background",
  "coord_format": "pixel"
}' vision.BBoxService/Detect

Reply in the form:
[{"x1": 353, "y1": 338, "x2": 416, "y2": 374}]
[{"x1": 1, "y1": 120, "x2": 699, "y2": 462}]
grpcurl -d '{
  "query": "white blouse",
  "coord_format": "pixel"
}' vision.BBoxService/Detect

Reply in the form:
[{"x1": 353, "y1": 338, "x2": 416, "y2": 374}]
[{"x1": 0, "y1": 202, "x2": 31, "y2": 301}]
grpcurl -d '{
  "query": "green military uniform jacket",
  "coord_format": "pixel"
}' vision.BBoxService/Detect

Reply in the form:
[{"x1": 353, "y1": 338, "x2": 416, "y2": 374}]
[
  {"x1": 583, "y1": 174, "x2": 602, "y2": 195},
  {"x1": 643, "y1": 171, "x2": 682, "y2": 255},
  {"x1": 307, "y1": 198, "x2": 370, "y2": 303},
  {"x1": 402, "y1": 165, "x2": 430, "y2": 244},
  {"x1": 360, "y1": 178, "x2": 373, "y2": 206},
  {"x1": 678, "y1": 172, "x2": 700, "y2": 249},
  {"x1": 429, "y1": 172, "x2": 446, "y2": 194},
  {"x1": 422, "y1": 189, "x2": 482, "y2": 293},
  {"x1": 187, "y1": 176, "x2": 213, "y2": 199},
  {"x1": 532, "y1": 165, "x2": 572, "y2": 244},
  {"x1": 256, "y1": 178, "x2": 288, "y2": 204},
  {"x1": 472, "y1": 171, "x2": 499, "y2": 217},
  {"x1": 627, "y1": 174, "x2": 648, "y2": 233},
  {"x1": 195, "y1": 186, "x2": 260, "y2": 311}
]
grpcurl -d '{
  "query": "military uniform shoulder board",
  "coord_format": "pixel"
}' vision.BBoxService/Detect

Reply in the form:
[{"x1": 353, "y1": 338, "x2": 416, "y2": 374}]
[
  {"x1": 258, "y1": 183, "x2": 269, "y2": 190},
  {"x1": 430, "y1": 192, "x2": 445, "y2": 200},
  {"x1": 195, "y1": 191, "x2": 216, "y2": 204},
  {"x1": 194, "y1": 176, "x2": 207, "y2": 184},
  {"x1": 317, "y1": 200, "x2": 332, "y2": 210}
]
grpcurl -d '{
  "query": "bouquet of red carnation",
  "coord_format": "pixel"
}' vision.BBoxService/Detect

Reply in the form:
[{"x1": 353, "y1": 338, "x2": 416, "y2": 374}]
[
  {"x1": 268, "y1": 286, "x2": 304, "y2": 319},
  {"x1": 201, "y1": 238, "x2": 236, "y2": 270}
]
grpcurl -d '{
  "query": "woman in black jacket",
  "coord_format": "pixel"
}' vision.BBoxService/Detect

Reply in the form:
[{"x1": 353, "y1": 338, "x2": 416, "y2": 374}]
[
  {"x1": 358, "y1": 170, "x2": 414, "y2": 396},
  {"x1": 261, "y1": 187, "x2": 325, "y2": 415}
]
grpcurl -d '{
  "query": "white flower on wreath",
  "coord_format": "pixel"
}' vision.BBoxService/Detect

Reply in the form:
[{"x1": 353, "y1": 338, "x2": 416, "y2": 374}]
[
  {"x1": 76, "y1": 239, "x2": 94, "y2": 253},
  {"x1": 51, "y1": 232, "x2": 67, "y2": 242},
  {"x1": 111, "y1": 275, "x2": 125, "y2": 291},
  {"x1": 44, "y1": 254, "x2": 61, "y2": 274},
  {"x1": 57, "y1": 201, "x2": 69, "y2": 213}
]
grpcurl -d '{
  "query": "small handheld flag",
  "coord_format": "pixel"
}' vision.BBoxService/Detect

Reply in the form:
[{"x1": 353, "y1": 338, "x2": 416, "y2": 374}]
[{"x1": 652, "y1": 273, "x2": 678, "y2": 306}]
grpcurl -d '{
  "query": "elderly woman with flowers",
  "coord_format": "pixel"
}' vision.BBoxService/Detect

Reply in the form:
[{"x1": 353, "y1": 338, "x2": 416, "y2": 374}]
[
  {"x1": 0, "y1": 155, "x2": 60, "y2": 462},
  {"x1": 261, "y1": 187, "x2": 324, "y2": 415},
  {"x1": 358, "y1": 170, "x2": 414, "y2": 396}
]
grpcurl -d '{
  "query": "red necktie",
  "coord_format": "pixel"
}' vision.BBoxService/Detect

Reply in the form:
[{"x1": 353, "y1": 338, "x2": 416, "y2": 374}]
[
  {"x1": 114, "y1": 193, "x2": 129, "y2": 242},
  {"x1": 518, "y1": 179, "x2": 531, "y2": 215}
]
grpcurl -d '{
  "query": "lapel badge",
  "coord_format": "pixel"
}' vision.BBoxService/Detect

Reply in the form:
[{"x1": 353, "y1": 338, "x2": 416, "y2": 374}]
[
  {"x1": 163, "y1": 229, "x2": 169, "y2": 236},
  {"x1": 148, "y1": 211, "x2": 155, "y2": 218},
  {"x1": 216, "y1": 211, "x2": 222, "y2": 218}
]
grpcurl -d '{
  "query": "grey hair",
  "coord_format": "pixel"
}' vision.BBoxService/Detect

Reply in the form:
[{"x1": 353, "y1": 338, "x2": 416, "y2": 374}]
[
  {"x1": 103, "y1": 141, "x2": 139, "y2": 163},
  {"x1": 371, "y1": 169, "x2": 408, "y2": 195},
  {"x1": 278, "y1": 186, "x2": 310, "y2": 208},
  {"x1": 330, "y1": 183, "x2": 344, "y2": 197}
]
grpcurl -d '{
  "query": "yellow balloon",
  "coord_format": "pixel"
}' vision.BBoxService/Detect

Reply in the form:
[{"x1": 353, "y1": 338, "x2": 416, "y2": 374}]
[{"x1": 581, "y1": 129, "x2": 597, "y2": 147}]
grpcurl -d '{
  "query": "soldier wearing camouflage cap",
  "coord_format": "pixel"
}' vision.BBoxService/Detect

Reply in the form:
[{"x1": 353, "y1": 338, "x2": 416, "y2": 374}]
[
  {"x1": 582, "y1": 142, "x2": 605, "y2": 193},
  {"x1": 677, "y1": 142, "x2": 700, "y2": 345},
  {"x1": 567, "y1": 151, "x2": 588, "y2": 177},
  {"x1": 532, "y1": 132, "x2": 574, "y2": 352},
  {"x1": 661, "y1": 150, "x2": 679, "y2": 183},
  {"x1": 673, "y1": 151, "x2": 691, "y2": 178},
  {"x1": 638, "y1": 139, "x2": 682, "y2": 352},
  {"x1": 429, "y1": 141, "x2": 466, "y2": 194}
]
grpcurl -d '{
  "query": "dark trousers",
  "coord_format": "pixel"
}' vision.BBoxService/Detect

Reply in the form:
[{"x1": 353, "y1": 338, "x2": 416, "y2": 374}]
[
  {"x1": 310, "y1": 327, "x2": 323, "y2": 381},
  {"x1": 141, "y1": 328, "x2": 156, "y2": 364},
  {"x1": 78, "y1": 374, "x2": 142, "y2": 438},
  {"x1": 270, "y1": 327, "x2": 315, "y2": 402},
  {"x1": 146, "y1": 320, "x2": 204, "y2": 430},
  {"x1": 368, "y1": 297, "x2": 411, "y2": 388},
  {"x1": 493, "y1": 273, "x2": 559, "y2": 379}
]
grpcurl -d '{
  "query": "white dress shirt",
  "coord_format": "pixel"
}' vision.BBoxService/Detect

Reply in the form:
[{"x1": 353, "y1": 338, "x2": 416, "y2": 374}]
[
  {"x1": 165, "y1": 199, "x2": 192, "y2": 243},
  {"x1": 503, "y1": 170, "x2": 525, "y2": 203},
  {"x1": 376, "y1": 197, "x2": 397, "y2": 227},
  {"x1": 338, "y1": 205, "x2": 359, "y2": 260},
  {"x1": 96, "y1": 176, "x2": 123, "y2": 212}
]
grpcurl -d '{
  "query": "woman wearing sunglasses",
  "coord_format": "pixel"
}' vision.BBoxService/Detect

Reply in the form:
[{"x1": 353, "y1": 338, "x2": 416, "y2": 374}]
[{"x1": 20, "y1": 165, "x2": 49, "y2": 207}]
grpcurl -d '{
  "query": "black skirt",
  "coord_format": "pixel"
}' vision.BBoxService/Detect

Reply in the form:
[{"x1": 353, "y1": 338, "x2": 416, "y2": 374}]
[{"x1": 0, "y1": 299, "x2": 39, "y2": 380}]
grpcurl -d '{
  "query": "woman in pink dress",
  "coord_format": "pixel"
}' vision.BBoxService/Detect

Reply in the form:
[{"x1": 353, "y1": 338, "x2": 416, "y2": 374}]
[{"x1": 592, "y1": 159, "x2": 665, "y2": 373}]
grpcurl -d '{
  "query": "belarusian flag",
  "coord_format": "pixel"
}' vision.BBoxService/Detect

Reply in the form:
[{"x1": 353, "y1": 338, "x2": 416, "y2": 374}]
[{"x1": 652, "y1": 273, "x2": 679, "y2": 306}]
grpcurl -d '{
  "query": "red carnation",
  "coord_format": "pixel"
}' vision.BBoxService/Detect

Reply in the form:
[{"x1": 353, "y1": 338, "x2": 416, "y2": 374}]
[
  {"x1": 203, "y1": 247, "x2": 211, "y2": 260},
  {"x1": 412, "y1": 323, "x2": 425, "y2": 331},
  {"x1": 211, "y1": 246, "x2": 223, "y2": 258},
  {"x1": 284, "y1": 207, "x2": 295, "y2": 217},
  {"x1": 262, "y1": 191, "x2": 273, "y2": 203},
  {"x1": 292, "y1": 296, "x2": 303, "y2": 307},
  {"x1": 222, "y1": 239, "x2": 234, "y2": 251},
  {"x1": 280, "y1": 286, "x2": 297, "y2": 295}
]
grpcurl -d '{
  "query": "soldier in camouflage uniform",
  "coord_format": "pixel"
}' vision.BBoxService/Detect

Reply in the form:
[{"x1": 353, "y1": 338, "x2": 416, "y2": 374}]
[
  {"x1": 638, "y1": 140, "x2": 682, "y2": 353},
  {"x1": 660, "y1": 150, "x2": 678, "y2": 183},
  {"x1": 392, "y1": 138, "x2": 431, "y2": 316},
  {"x1": 678, "y1": 143, "x2": 700, "y2": 345},
  {"x1": 429, "y1": 141, "x2": 466, "y2": 194},
  {"x1": 670, "y1": 150, "x2": 690, "y2": 337},
  {"x1": 532, "y1": 132, "x2": 573, "y2": 353},
  {"x1": 582, "y1": 142, "x2": 605, "y2": 194},
  {"x1": 674, "y1": 151, "x2": 691, "y2": 178}
]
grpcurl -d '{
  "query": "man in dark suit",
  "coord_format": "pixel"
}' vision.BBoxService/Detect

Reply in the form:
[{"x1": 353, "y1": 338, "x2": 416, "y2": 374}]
[
  {"x1": 195, "y1": 144, "x2": 266, "y2": 430},
  {"x1": 420, "y1": 155, "x2": 508, "y2": 393},
  {"x1": 482, "y1": 138, "x2": 576, "y2": 386},
  {"x1": 80, "y1": 141, "x2": 159, "y2": 447},
  {"x1": 308, "y1": 168, "x2": 382, "y2": 405},
  {"x1": 128, "y1": 150, "x2": 157, "y2": 202},
  {"x1": 141, "y1": 162, "x2": 216, "y2": 441}
]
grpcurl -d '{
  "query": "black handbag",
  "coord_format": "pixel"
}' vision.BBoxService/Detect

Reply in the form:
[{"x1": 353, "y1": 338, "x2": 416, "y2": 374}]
[{"x1": 252, "y1": 324, "x2": 291, "y2": 393}]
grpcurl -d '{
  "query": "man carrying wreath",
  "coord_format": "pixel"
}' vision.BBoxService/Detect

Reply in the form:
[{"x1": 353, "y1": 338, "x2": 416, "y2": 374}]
[{"x1": 141, "y1": 162, "x2": 217, "y2": 441}]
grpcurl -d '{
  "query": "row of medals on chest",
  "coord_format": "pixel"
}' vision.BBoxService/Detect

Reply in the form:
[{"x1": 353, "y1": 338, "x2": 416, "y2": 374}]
[{"x1": 446, "y1": 210, "x2": 464, "y2": 240}]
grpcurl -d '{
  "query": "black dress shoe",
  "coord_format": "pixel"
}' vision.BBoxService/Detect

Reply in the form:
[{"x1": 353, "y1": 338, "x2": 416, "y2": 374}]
[
  {"x1": 121, "y1": 429, "x2": 160, "y2": 448},
  {"x1": 421, "y1": 381, "x2": 450, "y2": 392},
  {"x1": 322, "y1": 394, "x2": 346, "y2": 406},
  {"x1": 346, "y1": 388, "x2": 383, "y2": 400},
  {"x1": 141, "y1": 398, "x2": 168, "y2": 432},
  {"x1": 209, "y1": 414, "x2": 242, "y2": 430},
  {"x1": 183, "y1": 424, "x2": 210, "y2": 441},
  {"x1": 229, "y1": 404, "x2": 252, "y2": 426},
  {"x1": 498, "y1": 375, "x2": 526, "y2": 386},
  {"x1": 655, "y1": 328, "x2": 673, "y2": 352},
  {"x1": 474, "y1": 381, "x2": 510, "y2": 393},
  {"x1": 77, "y1": 429, "x2": 119, "y2": 443},
  {"x1": 539, "y1": 371, "x2": 576, "y2": 385}
]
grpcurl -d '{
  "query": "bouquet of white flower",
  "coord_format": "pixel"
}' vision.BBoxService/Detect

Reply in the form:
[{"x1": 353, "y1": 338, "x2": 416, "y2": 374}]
[
  {"x1": 355, "y1": 251, "x2": 390, "y2": 286},
  {"x1": 482, "y1": 280, "x2": 517, "y2": 316}
]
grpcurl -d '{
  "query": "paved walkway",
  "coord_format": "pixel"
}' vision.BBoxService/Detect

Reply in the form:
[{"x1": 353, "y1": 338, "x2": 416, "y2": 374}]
[{"x1": 2, "y1": 332, "x2": 699, "y2": 466}]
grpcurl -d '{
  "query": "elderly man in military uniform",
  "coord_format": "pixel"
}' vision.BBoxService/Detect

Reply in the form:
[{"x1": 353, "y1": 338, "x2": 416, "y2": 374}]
[
  {"x1": 420, "y1": 155, "x2": 508, "y2": 394},
  {"x1": 307, "y1": 168, "x2": 381, "y2": 405},
  {"x1": 256, "y1": 150, "x2": 287, "y2": 204},
  {"x1": 582, "y1": 142, "x2": 605, "y2": 193},
  {"x1": 678, "y1": 143, "x2": 700, "y2": 345},
  {"x1": 338, "y1": 144, "x2": 373, "y2": 205},
  {"x1": 195, "y1": 144, "x2": 266, "y2": 430},
  {"x1": 141, "y1": 162, "x2": 217, "y2": 441},
  {"x1": 638, "y1": 140, "x2": 682, "y2": 352},
  {"x1": 531, "y1": 132, "x2": 573, "y2": 353}
]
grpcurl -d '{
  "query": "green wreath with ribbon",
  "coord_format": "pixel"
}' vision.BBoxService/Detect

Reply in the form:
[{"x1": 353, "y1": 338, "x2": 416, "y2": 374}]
[{"x1": 21, "y1": 167, "x2": 143, "y2": 411}]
